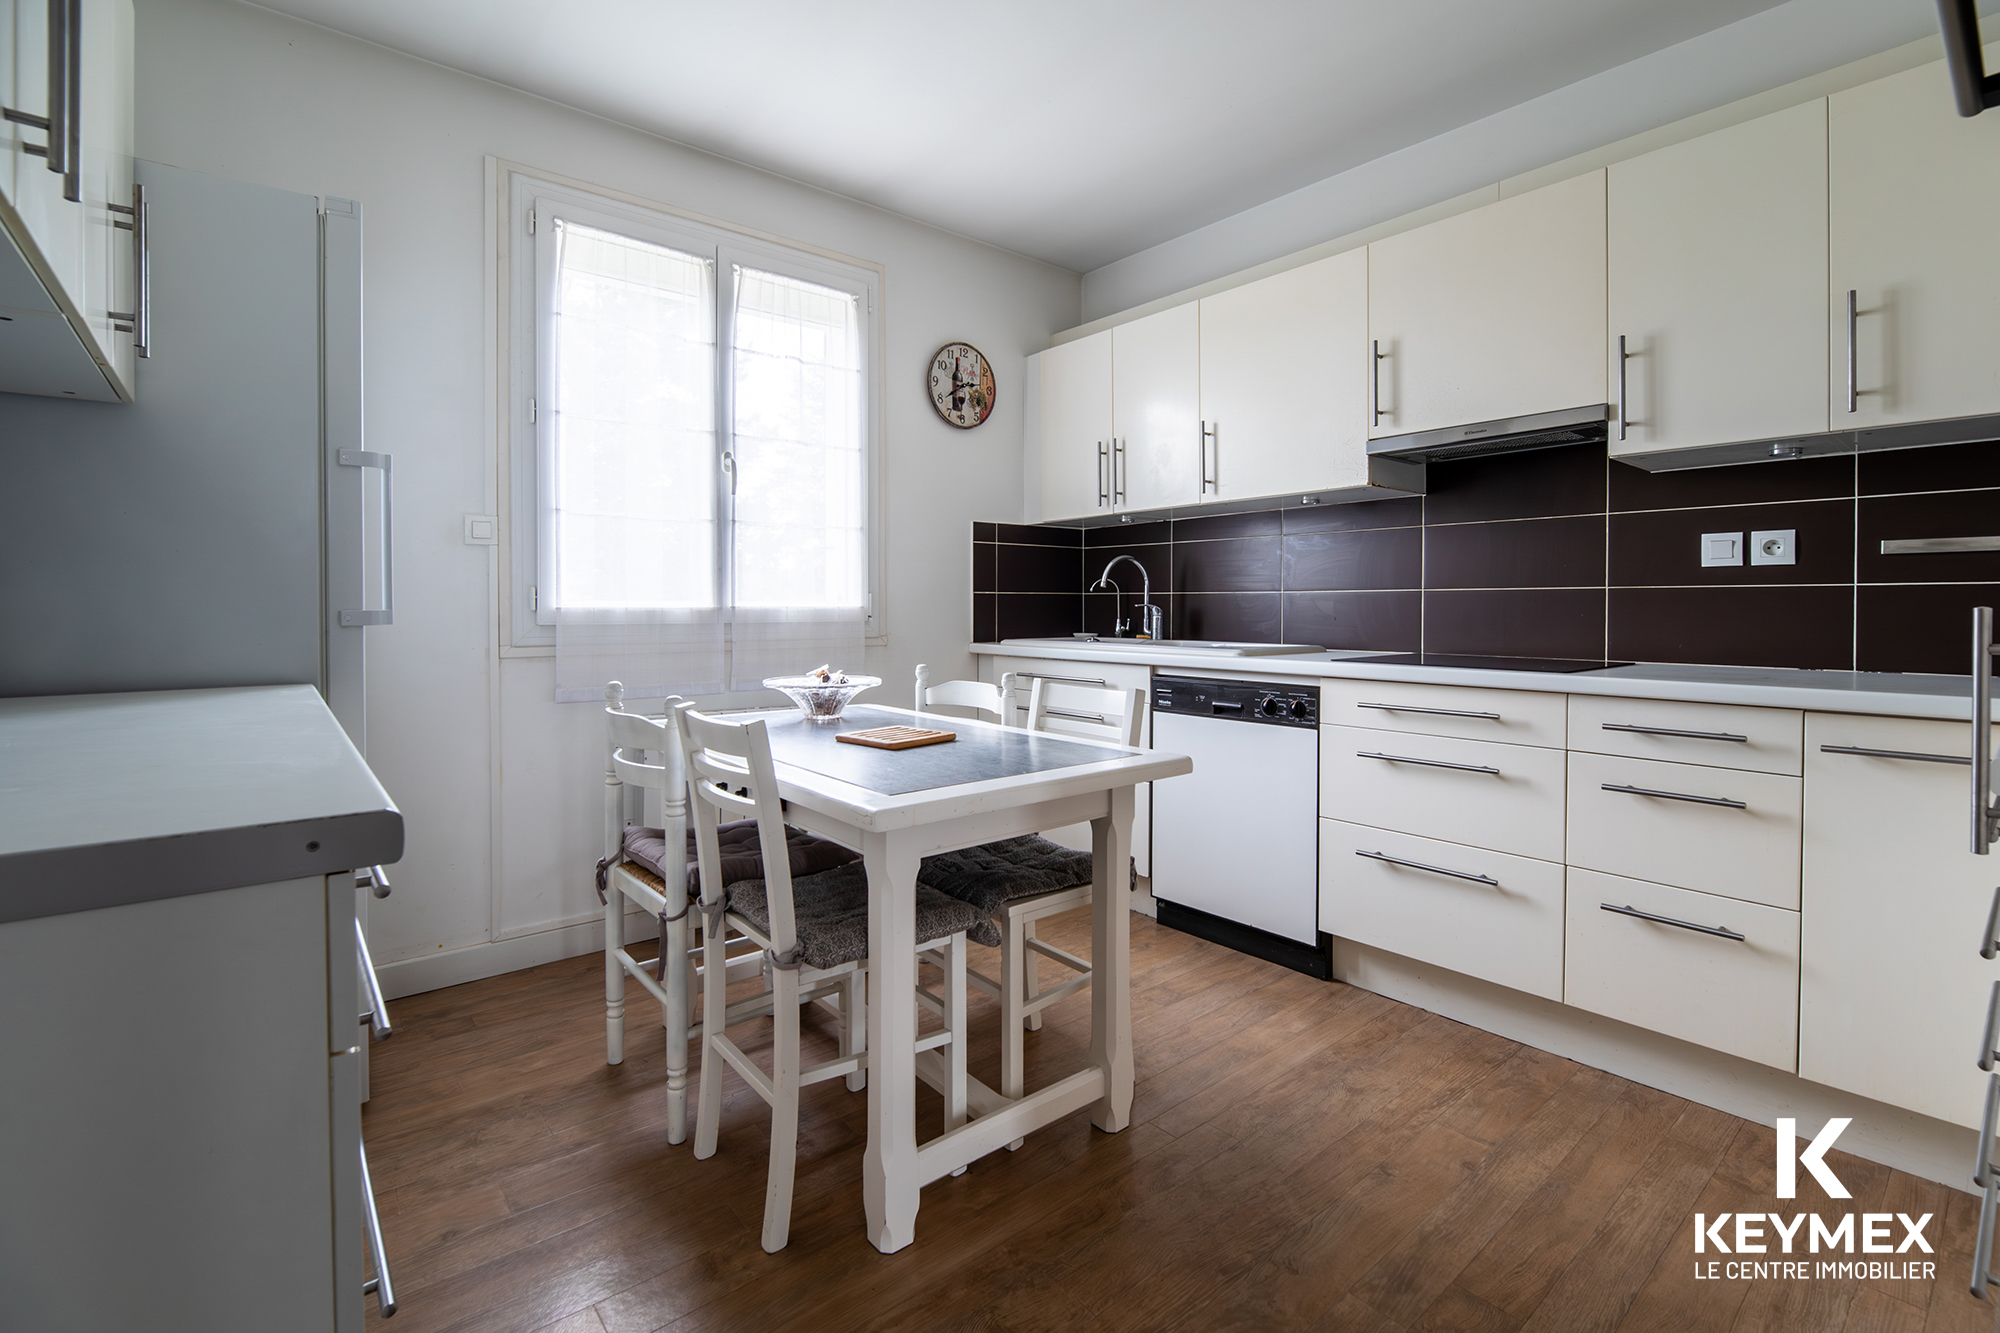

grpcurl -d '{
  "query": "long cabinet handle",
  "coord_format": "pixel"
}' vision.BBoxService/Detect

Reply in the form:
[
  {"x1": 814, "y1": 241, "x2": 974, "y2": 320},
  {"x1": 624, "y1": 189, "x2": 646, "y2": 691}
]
[
  {"x1": 1819, "y1": 743, "x2": 1969, "y2": 766},
  {"x1": 1985, "y1": 886, "x2": 2000, "y2": 962},
  {"x1": 1880, "y1": 536, "x2": 2000, "y2": 555},
  {"x1": 1977, "y1": 607, "x2": 1998, "y2": 855},
  {"x1": 61, "y1": 0, "x2": 78, "y2": 202},
  {"x1": 1370, "y1": 339, "x2": 1387, "y2": 426},
  {"x1": 1043, "y1": 706, "x2": 1108, "y2": 725},
  {"x1": 1599, "y1": 902, "x2": 1744, "y2": 942},
  {"x1": 1358, "y1": 750, "x2": 1501, "y2": 776},
  {"x1": 1600, "y1": 781, "x2": 1746, "y2": 810},
  {"x1": 1979, "y1": 1070, "x2": 2000, "y2": 1191},
  {"x1": 1355, "y1": 849, "x2": 1498, "y2": 887},
  {"x1": 1602, "y1": 722, "x2": 1748, "y2": 743},
  {"x1": 1013, "y1": 672, "x2": 1108, "y2": 687},
  {"x1": 1200, "y1": 421, "x2": 1217, "y2": 494},
  {"x1": 1975, "y1": 1138, "x2": 2000, "y2": 1296},
  {"x1": 1615, "y1": 334, "x2": 1630, "y2": 442},
  {"x1": 107, "y1": 184, "x2": 152, "y2": 356},
  {"x1": 1845, "y1": 289, "x2": 1859, "y2": 415},
  {"x1": 359, "y1": 1140, "x2": 399, "y2": 1316},
  {"x1": 1096, "y1": 441, "x2": 1108, "y2": 507},
  {"x1": 356, "y1": 918, "x2": 392, "y2": 1041},
  {"x1": 1356, "y1": 701, "x2": 1501, "y2": 721},
  {"x1": 1, "y1": 0, "x2": 63, "y2": 173},
  {"x1": 1982, "y1": 980, "x2": 2000, "y2": 1075},
  {"x1": 337, "y1": 450, "x2": 394, "y2": 626}
]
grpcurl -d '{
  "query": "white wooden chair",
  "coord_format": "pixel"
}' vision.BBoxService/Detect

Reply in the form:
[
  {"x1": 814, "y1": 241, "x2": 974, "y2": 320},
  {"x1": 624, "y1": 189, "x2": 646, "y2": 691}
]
[
  {"x1": 676, "y1": 701, "x2": 987, "y2": 1252},
  {"x1": 918, "y1": 676, "x2": 1144, "y2": 1146},
  {"x1": 913, "y1": 662, "x2": 1013, "y2": 721},
  {"x1": 599, "y1": 683, "x2": 826, "y2": 1145}
]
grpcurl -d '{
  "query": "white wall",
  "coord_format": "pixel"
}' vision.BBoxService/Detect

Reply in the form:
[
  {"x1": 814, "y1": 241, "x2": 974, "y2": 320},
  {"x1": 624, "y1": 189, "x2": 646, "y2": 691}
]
[
  {"x1": 133, "y1": 0, "x2": 1079, "y2": 990},
  {"x1": 1081, "y1": 0, "x2": 1994, "y2": 320}
]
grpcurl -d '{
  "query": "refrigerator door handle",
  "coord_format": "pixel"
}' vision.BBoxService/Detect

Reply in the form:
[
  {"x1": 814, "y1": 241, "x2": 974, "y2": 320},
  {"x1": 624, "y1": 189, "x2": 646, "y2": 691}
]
[{"x1": 337, "y1": 450, "x2": 393, "y2": 627}]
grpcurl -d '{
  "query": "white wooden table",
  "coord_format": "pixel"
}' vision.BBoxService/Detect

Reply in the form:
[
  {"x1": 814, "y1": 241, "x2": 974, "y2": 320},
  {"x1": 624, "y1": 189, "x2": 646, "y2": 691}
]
[{"x1": 748, "y1": 703, "x2": 1191, "y2": 1253}]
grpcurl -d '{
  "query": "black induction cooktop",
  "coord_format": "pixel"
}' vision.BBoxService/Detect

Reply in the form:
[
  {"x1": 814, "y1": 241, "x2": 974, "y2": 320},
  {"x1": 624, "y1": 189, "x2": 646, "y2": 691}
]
[{"x1": 1343, "y1": 653, "x2": 1629, "y2": 674}]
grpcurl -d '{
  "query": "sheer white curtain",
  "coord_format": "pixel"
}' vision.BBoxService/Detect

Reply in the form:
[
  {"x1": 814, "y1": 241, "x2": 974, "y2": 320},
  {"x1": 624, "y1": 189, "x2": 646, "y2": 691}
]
[
  {"x1": 551, "y1": 220, "x2": 725, "y2": 701},
  {"x1": 726, "y1": 264, "x2": 866, "y2": 689}
]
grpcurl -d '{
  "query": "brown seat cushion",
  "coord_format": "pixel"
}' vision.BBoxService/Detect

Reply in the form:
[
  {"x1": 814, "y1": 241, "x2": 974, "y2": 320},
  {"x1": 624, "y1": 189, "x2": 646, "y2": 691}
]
[{"x1": 619, "y1": 818, "x2": 860, "y2": 899}]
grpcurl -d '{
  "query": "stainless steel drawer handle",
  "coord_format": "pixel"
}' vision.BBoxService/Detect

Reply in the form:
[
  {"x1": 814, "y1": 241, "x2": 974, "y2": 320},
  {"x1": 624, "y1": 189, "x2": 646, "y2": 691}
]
[
  {"x1": 1600, "y1": 782, "x2": 1746, "y2": 810},
  {"x1": 1014, "y1": 672, "x2": 1108, "y2": 687},
  {"x1": 357, "y1": 918, "x2": 391, "y2": 1041},
  {"x1": 1819, "y1": 743, "x2": 1969, "y2": 766},
  {"x1": 1599, "y1": 902, "x2": 1745, "y2": 941},
  {"x1": 1601, "y1": 722, "x2": 1748, "y2": 743},
  {"x1": 360, "y1": 1140, "x2": 398, "y2": 1316},
  {"x1": 1881, "y1": 536, "x2": 2000, "y2": 555},
  {"x1": 1981, "y1": 980, "x2": 2000, "y2": 1074},
  {"x1": 1985, "y1": 886, "x2": 2000, "y2": 962},
  {"x1": 1043, "y1": 707, "x2": 1108, "y2": 725},
  {"x1": 1355, "y1": 849, "x2": 1498, "y2": 887},
  {"x1": 1357, "y1": 751, "x2": 1501, "y2": 776},
  {"x1": 1356, "y1": 701, "x2": 1501, "y2": 721},
  {"x1": 1978, "y1": 1071, "x2": 2000, "y2": 1191},
  {"x1": 1974, "y1": 1172, "x2": 2000, "y2": 1297}
]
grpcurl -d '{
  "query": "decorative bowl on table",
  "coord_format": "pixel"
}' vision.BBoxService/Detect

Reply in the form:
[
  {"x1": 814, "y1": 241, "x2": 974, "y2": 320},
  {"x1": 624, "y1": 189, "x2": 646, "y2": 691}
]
[{"x1": 764, "y1": 673, "x2": 881, "y2": 722}]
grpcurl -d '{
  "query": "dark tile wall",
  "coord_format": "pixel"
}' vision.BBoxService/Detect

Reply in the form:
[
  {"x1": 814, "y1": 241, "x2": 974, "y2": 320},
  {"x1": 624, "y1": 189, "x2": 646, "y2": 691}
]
[{"x1": 973, "y1": 439, "x2": 2000, "y2": 673}]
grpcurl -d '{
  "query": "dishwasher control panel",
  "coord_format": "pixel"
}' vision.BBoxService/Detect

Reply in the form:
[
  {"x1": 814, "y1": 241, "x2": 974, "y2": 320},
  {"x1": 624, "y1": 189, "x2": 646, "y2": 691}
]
[{"x1": 1152, "y1": 676, "x2": 1319, "y2": 728}]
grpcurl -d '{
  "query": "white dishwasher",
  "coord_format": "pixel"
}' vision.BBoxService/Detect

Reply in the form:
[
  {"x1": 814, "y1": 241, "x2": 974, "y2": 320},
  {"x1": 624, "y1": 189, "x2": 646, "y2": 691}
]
[{"x1": 1150, "y1": 675, "x2": 1327, "y2": 978}]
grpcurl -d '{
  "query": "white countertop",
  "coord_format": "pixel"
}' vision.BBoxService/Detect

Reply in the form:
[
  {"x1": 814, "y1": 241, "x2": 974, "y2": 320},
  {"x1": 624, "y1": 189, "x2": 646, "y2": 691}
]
[
  {"x1": 0, "y1": 685, "x2": 403, "y2": 923},
  {"x1": 972, "y1": 642, "x2": 1990, "y2": 721}
]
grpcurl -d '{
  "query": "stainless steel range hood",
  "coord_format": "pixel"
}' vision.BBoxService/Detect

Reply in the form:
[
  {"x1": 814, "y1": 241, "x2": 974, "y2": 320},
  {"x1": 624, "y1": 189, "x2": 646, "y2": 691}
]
[{"x1": 1366, "y1": 404, "x2": 1610, "y2": 464}]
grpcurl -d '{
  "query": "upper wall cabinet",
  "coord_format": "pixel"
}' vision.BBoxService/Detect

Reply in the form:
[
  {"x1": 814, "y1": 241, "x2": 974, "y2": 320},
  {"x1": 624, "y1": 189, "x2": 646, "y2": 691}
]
[
  {"x1": 1036, "y1": 328, "x2": 1113, "y2": 524},
  {"x1": 1197, "y1": 247, "x2": 1370, "y2": 500},
  {"x1": 0, "y1": 0, "x2": 138, "y2": 402},
  {"x1": 1111, "y1": 302, "x2": 1200, "y2": 513},
  {"x1": 1367, "y1": 171, "x2": 1606, "y2": 438},
  {"x1": 1607, "y1": 100, "x2": 1829, "y2": 461},
  {"x1": 1830, "y1": 50, "x2": 2000, "y2": 430}
]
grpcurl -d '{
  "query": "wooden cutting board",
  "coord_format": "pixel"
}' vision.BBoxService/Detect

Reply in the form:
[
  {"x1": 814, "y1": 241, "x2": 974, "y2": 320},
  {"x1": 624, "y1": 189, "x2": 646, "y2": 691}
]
[{"x1": 834, "y1": 725, "x2": 957, "y2": 751}]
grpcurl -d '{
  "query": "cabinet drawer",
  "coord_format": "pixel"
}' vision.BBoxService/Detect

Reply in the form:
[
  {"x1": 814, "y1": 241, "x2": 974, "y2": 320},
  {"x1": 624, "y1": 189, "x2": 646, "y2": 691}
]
[
  {"x1": 1322, "y1": 724, "x2": 1566, "y2": 862},
  {"x1": 1319, "y1": 678, "x2": 1565, "y2": 749},
  {"x1": 1565, "y1": 868, "x2": 1799, "y2": 1071},
  {"x1": 1569, "y1": 695, "x2": 1802, "y2": 775},
  {"x1": 1567, "y1": 752, "x2": 1800, "y2": 909},
  {"x1": 1321, "y1": 819, "x2": 1563, "y2": 1000}
]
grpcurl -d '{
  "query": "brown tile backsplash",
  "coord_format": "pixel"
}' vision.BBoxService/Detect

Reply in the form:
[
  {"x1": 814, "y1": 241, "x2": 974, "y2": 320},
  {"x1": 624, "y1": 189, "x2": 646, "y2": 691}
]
[{"x1": 976, "y1": 437, "x2": 2000, "y2": 668}]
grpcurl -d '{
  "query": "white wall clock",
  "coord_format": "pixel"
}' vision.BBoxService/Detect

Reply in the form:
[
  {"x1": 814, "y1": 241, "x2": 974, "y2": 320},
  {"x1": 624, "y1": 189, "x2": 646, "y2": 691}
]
[{"x1": 927, "y1": 342, "x2": 996, "y2": 429}]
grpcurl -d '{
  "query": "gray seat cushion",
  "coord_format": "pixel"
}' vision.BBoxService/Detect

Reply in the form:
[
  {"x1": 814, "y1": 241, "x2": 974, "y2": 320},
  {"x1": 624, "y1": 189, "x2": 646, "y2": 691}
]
[
  {"x1": 918, "y1": 835, "x2": 1095, "y2": 919},
  {"x1": 726, "y1": 862, "x2": 998, "y2": 968},
  {"x1": 618, "y1": 818, "x2": 860, "y2": 898}
]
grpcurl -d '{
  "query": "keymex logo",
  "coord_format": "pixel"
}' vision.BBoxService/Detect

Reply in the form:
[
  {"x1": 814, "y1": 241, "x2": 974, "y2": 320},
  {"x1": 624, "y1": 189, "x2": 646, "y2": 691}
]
[{"x1": 1689, "y1": 1115, "x2": 1935, "y2": 1283}]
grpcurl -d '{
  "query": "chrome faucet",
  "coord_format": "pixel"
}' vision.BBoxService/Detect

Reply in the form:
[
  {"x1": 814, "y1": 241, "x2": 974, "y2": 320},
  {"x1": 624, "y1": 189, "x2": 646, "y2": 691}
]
[{"x1": 1091, "y1": 554, "x2": 1163, "y2": 640}]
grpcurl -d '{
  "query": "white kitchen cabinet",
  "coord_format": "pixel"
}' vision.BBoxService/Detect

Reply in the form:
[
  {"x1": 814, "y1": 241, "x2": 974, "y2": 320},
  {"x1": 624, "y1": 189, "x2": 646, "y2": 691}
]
[
  {"x1": 1196, "y1": 249, "x2": 1369, "y2": 501},
  {"x1": 1566, "y1": 867, "x2": 1800, "y2": 1071},
  {"x1": 1830, "y1": 49, "x2": 2000, "y2": 429},
  {"x1": 0, "y1": 0, "x2": 137, "y2": 401},
  {"x1": 1321, "y1": 818, "x2": 1564, "y2": 1000},
  {"x1": 1799, "y1": 712, "x2": 1991, "y2": 1129},
  {"x1": 1607, "y1": 99, "x2": 1828, "y2": 460},
  {"x1": 985, "y1": 654, "x2": 1152, "y2": 877},
  {"x1": 1367, "y1": 170, "x2": 1606, "y2": 438},
  {"x1": 1567, "y1": 695, "x2": 1802, "y2": 776},
  {"x1": 1321, "y1": 723, "x2": 1567, "y2": 863},
  {"x1": 1319, "y1": 678, "x2": 1566, "y2": 749},
  {"x1": 1035, "y1": 330, "x2": 1114, "y2": 523},
  {"x1": 1112, "y1": 302, "x2": 1201, "y2": 512}
]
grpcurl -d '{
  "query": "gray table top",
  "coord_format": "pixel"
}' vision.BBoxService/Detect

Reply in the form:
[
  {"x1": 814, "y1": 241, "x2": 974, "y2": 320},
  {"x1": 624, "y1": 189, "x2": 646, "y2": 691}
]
[
  {"x1": 760, "y1": 705, "x2": 1130, "y2": 796},
  {"x1": 0, "y1": 685, "x2": 403, "y2": 923}
]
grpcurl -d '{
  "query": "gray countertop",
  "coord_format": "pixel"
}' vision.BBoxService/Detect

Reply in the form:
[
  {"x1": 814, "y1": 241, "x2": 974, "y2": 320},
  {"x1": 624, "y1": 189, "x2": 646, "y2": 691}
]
[
  {"x1": 971, "y1": 642, "x2": 1992, "y2": 722},
  {"x1": 0, "y1": 685, "x2": 403, "y2": 923}
]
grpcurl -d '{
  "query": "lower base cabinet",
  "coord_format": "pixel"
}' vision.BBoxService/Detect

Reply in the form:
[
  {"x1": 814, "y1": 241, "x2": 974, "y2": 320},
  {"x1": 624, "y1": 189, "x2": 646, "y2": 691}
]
[
  {"x1": 1320, "y1": 818, "x2": 1563, "y2": 1000},
  {"x1": 1565, "y1": 867, "x2": 1800, "y2": 1071}
]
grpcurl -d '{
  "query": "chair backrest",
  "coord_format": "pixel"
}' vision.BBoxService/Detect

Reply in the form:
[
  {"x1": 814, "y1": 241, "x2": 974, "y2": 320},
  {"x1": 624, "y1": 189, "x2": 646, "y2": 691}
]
[
  {"x1": 604, "y1": 680, "x2": 686, "y2": 862},
  {"x1": 671, "y1": 702, "x2": 800, "y2": 957},
  {"x1": 913, "y1": 663, "x2": 1013, "y2": 722},
  {"x1": 1025, "y1": 678, "x2": 1144, "y2": 747}
]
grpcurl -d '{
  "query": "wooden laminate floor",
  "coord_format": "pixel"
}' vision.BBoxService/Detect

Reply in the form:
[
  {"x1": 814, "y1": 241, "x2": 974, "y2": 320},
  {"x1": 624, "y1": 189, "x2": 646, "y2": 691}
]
[{"x1": 363, "y1": 911, "x2": 1989, "y2": 1333}]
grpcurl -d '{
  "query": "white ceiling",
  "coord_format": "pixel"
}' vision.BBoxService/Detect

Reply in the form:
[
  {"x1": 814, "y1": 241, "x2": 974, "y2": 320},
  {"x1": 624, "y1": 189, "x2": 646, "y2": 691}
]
[{"x1": 250, "y1": 0, "x2": 1804, "y2": 272}]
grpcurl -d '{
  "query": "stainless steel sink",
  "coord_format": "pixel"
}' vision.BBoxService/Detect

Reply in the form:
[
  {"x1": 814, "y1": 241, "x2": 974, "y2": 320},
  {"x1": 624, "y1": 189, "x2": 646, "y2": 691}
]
[{"x1": 998, "y1": 636, "x2": 1326, "y2": 657}]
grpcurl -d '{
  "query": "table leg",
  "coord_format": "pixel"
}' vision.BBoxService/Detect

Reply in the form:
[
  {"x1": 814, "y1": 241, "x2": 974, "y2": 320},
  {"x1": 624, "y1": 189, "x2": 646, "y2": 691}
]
[
  {"x1": 862, "y1": 830, "x2": 921, "y2": 1253},
  {"x1": 1089, "y1": 783, "x2": 1135, "y2": 1134}
]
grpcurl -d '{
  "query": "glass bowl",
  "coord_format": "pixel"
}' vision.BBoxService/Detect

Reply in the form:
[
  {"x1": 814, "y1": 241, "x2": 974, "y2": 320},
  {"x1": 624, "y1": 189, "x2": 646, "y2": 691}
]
[{"x1": 763, "y1": 674, "x2": 880, "y2": 722}]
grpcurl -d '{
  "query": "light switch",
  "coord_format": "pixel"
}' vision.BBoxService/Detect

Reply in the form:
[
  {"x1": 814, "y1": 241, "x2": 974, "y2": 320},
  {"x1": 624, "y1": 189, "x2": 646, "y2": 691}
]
[
  {"x1": 464, "y1": 514, "x2": 498, "y2": 546},
  {"x1": 1701, "y1": 532, "x2": 1743, "y2": 567},
  {"x1": 1750, "y1": 529, "x2": 1796, "y2": 566}
]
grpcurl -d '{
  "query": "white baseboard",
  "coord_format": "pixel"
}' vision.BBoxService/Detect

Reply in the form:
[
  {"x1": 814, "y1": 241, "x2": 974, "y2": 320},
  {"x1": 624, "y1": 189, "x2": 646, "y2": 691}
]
[
  {"x1": 1332, "y1": 939, "x2": 1978, "y2": 1196},
  {"x1": 378, "y1": 909, "x2": 659, "y2": 1001}
]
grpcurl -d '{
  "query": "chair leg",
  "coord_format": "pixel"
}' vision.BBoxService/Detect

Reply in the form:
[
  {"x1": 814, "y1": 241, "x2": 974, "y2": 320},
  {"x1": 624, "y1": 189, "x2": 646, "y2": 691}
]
[
  {"x1": 1000, "y1": 910, "x2": 1027, "y2": 1152},
  {"x1": 605, "y1": 889, "x2": 626, "y2": 1066},
  {"x1": 844, "y1": 968, "x2": 868, "y2": 1093},
  {"x1": 693, "y1": 911, "x2": 729, "y2": 1161},
  {"x1": 1023, "y1": 916, "x2": 1043, "y2": 1033},
  {"x1": 762, "y1": 963, "x2": 802, "y2": 1253},
  {"x1": 663, "y1": 913, "x2": 689, "y2": 1146},
  {"x1": 945, "y1": 932, "x2": 968, "y2": 1177}
]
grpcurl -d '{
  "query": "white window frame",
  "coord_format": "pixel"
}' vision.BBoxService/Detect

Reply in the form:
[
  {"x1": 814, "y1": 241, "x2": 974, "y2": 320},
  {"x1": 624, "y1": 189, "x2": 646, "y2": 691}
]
[{"x1": 499, "y1": 165, "x2": 885, "y2": 651}]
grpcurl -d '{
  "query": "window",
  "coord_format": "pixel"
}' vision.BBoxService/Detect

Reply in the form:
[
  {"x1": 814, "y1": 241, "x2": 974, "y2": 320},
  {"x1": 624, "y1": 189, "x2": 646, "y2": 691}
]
[{"x1": 504, "y1": 169, "x2": 882, "y2": 689}]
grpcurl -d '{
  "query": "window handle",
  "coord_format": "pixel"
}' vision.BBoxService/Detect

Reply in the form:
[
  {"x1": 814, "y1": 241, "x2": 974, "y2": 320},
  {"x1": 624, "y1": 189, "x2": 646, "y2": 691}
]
[{"x1": 722, "y1": 450, "x2": 736, "y2": 495}]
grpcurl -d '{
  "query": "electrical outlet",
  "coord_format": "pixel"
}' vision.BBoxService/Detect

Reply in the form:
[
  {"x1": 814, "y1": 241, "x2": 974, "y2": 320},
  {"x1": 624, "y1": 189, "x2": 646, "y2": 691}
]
[
  {"x1": 1701, "y1": 532, "x2": 1744, "y2": 567},
  {"x1": 1751, "y1": 529, "x2": 1796, "y2": 566}
]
